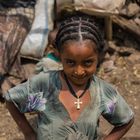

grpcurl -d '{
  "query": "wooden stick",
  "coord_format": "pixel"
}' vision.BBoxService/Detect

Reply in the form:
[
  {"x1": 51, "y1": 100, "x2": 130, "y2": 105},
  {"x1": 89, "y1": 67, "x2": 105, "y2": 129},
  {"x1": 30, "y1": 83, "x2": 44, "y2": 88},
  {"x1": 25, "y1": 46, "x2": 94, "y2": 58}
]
[
  {"x1": 112, "y1": 15, "x2": 140, "y2": 42},
  {"x1": 105, "y1": 16, "x2": 112, "y2": 41}
]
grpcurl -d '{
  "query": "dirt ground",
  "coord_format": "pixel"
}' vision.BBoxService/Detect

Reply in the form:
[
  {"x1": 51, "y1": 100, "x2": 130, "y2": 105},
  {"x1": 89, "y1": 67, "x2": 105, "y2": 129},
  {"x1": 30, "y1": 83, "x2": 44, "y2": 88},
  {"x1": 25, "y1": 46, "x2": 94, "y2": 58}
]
[{"x1": 0, "y1": 37, "x2": 140, "y2": 139}]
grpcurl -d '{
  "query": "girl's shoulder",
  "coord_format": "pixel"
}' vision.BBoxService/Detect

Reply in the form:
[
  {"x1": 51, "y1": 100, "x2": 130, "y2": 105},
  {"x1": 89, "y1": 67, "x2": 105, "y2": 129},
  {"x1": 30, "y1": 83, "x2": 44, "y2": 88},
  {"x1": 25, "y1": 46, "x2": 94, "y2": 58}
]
[
  {"x1": 92, "y1": 75, "x2": 118, "y2": 98},
  {"x1": 28, "y1": 71, "x2": 61, "y2": 89},
  {"x1": 31, "y1": 71, "x2": 60, "y2": 82},
  {"x1": 93, "y1": 75, "x2": 115, "y2": 88}
]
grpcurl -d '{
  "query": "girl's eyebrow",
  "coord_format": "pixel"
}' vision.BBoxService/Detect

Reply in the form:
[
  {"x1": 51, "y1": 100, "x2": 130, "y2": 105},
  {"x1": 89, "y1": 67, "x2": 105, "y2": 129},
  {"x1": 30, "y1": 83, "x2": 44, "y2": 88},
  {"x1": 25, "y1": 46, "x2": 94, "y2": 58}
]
[
  {"x1": 64, "y1": 59, "x2": 75, "y2": 62},
  {"x1": 85, "y1": 56, "x2": 96, "y2": 60},
  {"x1": 64, "y1": 58, "x2": 74, "y2": 60},
  {"x1": 64, "y1": 56, "x2": 96, "y2": 60}
]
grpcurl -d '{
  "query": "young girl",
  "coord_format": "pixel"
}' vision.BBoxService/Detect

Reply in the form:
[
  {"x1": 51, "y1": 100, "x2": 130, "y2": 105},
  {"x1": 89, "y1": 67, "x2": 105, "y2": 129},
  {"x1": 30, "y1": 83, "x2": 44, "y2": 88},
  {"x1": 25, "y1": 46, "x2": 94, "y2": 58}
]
[{"x1": 3, "y1": 13, "x2": 134, "y2": 140}]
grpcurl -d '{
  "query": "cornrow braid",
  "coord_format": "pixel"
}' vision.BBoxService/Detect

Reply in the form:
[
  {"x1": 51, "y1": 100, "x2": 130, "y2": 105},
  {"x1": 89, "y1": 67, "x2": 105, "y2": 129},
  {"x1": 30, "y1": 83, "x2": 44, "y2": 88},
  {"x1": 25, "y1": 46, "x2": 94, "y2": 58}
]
[{"x1": 55, "y1": 13, "x2": 105, "y2": 54}]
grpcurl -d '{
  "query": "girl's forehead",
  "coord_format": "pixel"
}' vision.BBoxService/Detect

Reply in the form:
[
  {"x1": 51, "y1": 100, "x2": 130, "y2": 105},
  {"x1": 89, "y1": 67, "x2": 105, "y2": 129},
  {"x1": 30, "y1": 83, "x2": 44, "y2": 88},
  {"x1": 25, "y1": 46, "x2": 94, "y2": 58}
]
[
  {"x1": 61, "y1": 40, "x2": 97, "y2": 53},
  {"x1": 60, "y1": 40, "x2": 98, "y2": 58}
]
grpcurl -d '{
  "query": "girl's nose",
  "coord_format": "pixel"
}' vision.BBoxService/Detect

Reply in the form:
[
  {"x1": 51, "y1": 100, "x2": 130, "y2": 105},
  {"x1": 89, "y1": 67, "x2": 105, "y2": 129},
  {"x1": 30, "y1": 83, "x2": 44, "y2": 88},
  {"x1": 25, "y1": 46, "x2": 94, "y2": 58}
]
[{"x1": 74, "y1": 66, "x2": 85, "y2": 76}]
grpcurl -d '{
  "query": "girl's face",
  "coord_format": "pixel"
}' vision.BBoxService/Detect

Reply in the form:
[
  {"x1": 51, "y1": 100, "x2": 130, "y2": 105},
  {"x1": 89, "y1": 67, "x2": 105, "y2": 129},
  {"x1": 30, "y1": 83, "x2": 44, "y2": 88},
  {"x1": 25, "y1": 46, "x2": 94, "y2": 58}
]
[{"x1": 59, "y1": 40, "x2": 98, "y2": 86}]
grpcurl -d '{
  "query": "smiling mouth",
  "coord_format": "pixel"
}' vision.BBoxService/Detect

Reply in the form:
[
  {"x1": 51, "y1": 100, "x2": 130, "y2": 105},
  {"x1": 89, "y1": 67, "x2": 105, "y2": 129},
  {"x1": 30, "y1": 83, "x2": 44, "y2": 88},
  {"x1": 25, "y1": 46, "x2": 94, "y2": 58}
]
[{"x1": 72, "y1": 75, "x2": 87, "y2": 80}]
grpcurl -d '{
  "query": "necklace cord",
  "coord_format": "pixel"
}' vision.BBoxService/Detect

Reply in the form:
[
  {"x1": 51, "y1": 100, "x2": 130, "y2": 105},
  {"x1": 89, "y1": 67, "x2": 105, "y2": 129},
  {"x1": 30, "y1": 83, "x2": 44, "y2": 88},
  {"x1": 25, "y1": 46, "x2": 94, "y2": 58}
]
[{"x1": 63, "y1": 73, "x2": 90, "y2": 99}]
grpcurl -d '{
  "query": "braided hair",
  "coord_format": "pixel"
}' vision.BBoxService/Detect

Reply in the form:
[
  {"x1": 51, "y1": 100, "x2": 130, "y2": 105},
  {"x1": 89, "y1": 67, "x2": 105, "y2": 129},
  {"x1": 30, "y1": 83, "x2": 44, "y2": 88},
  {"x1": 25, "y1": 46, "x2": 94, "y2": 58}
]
[{"x1": 55, "y1": 13, "x2": 106, "y2": 66}]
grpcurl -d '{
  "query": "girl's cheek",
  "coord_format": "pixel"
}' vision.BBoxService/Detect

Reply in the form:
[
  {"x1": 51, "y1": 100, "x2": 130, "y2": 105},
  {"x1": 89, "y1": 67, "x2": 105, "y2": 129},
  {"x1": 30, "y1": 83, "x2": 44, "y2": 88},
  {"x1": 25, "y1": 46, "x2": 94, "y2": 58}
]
[{"x1": 89, "y1": 67, "x2": 97, "y2": 74}]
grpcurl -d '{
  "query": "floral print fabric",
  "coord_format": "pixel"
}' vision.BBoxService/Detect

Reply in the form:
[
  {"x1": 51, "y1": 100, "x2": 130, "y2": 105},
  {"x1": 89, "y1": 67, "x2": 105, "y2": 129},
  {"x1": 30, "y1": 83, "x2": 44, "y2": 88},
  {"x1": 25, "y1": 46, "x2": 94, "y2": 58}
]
[{"x1": 4, "y1": 71, "x2": 134, "y2": 140}]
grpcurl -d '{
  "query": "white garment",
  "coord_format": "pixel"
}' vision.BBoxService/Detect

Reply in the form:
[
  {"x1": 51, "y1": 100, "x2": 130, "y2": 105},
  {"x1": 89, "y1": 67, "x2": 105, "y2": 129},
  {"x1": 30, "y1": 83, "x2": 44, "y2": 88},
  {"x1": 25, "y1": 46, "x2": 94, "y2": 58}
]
[{"x1": 20, "y1": 0, "x2": 55, "y2": 58}]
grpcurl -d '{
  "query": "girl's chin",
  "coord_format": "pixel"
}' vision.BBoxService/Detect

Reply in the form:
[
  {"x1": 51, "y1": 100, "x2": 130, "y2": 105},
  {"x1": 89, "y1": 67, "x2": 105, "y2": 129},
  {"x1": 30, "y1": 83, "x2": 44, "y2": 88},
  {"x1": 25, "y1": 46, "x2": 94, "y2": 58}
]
[{"x1": 70, "y1": 78, "x2": 88, "y2": 86}]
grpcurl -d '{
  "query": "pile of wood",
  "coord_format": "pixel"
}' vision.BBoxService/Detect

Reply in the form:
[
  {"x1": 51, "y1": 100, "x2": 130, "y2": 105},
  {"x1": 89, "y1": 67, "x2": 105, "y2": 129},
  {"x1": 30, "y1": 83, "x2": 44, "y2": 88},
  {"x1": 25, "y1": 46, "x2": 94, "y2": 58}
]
[{"x1": 112, "y1": 1, "x2": 140, "y2": 43}]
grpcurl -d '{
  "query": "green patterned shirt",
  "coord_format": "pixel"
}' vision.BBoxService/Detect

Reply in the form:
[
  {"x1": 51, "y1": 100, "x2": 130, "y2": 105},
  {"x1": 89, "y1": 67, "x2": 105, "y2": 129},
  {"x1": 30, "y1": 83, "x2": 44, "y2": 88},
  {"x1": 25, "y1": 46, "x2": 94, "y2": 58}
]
[{"x1": 4, "y1": 71, "x2": 134, "y2": 140}]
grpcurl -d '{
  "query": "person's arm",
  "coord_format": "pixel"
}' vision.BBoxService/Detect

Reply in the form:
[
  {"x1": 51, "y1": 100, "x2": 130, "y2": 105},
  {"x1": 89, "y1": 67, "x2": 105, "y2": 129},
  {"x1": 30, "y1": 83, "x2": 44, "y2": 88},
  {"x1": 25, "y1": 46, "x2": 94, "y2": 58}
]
[
  {"x1": 103, "y1": 117, "x2": 134, "y2": 140},
  {"x1": 6, "y1": 101, "x2": 37, "y2": 140}
]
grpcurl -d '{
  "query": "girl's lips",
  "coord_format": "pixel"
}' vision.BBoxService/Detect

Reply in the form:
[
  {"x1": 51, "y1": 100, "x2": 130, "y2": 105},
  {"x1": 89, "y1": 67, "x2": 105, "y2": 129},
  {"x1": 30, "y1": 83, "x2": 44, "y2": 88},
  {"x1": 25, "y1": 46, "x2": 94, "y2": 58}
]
[{"x1": 72, "y1": 75, "x2": 87, "y2": 80}]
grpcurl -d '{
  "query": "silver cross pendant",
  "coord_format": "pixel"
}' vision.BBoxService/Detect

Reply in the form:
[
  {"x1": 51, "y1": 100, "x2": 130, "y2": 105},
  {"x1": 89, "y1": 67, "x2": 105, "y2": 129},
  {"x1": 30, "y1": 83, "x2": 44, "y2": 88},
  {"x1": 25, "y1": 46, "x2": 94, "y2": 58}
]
[{"x1": 74, "y1": 98, "x2": 82, "y2": 110}]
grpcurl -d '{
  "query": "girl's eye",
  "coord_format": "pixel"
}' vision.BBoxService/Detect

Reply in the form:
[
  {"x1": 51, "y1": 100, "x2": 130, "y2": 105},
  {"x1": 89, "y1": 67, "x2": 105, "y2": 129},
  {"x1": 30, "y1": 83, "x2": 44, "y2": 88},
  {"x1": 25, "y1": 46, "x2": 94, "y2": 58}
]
[
  {"x1": 66, "y1": 59, "x2": 75, "y2": 66},
  {"x1": 83, "y1": 60, "x2": 94, "y2": 67}
]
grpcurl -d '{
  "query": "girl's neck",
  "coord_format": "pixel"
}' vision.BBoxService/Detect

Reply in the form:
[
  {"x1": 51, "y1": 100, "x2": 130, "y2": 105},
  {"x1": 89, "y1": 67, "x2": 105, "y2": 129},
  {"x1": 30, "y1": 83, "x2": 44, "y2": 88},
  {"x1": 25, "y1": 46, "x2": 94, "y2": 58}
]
[{"x1": 60, "y1": 71, "x2": 90, "y2": 92}]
